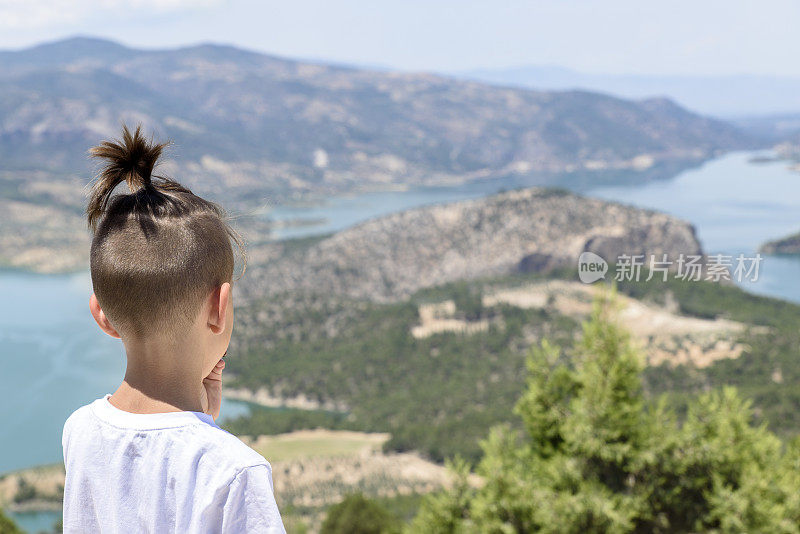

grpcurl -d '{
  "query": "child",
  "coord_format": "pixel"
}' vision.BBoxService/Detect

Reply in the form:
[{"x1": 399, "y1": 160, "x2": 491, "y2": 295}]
[{"x1": 62, "y1": 125, "x2": 286, "y2": 533}]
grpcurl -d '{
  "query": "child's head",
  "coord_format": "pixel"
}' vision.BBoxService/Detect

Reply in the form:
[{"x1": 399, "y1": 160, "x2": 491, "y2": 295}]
[{"x1": 86, "y1": 124, "x2": 244, "y2": 374}]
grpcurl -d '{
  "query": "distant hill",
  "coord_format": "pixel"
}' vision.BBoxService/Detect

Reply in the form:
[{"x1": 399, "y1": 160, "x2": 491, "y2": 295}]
[
  {"x1": 457, "y1": 64, "x2": 800, "y2": 118},
  {"x1": 241, "y1": 187, "x2": 702, "y2": 302},
  {"x1": 760, "y1": 230, "x2": 800, "y2": 254},
  {"x1": 731, "y1": 113, "x2": 800, "y2": 142}
]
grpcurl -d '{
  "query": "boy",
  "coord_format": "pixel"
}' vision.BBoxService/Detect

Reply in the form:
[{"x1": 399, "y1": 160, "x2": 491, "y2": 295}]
[{"x1": 62, "y1": 125, "x2": 285, "y2": 533}]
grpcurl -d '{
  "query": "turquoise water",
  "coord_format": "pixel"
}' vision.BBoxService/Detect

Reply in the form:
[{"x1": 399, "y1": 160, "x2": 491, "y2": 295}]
[
  {"x1": 268, "y1": 183, "x2": 522, "y2": 240},
  {"x1": 590, "y1": 152, "x2": 800, "y2": 303},
  {"x1": 8, "y1": 510, "x2": 61, "y2": 534}
]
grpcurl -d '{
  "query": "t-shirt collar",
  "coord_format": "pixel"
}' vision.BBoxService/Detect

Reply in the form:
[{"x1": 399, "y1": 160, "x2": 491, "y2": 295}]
[{"x1": 91, "y1": 394, "x2": 217, "y2": 430}]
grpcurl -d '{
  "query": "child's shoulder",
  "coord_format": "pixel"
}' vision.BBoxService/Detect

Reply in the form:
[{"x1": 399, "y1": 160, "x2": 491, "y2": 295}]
[
  {"x1": 62, "y1": 401, "x2": 95, "y2": 435},
  {"x1": 189, "y1": 422, "x2": 270, "y2": 473}
]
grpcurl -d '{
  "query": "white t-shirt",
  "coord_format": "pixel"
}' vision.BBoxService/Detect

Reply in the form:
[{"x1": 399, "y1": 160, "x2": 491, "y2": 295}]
[{"x1": 62, "y1": 395, "x2": 286, "y2": 533}]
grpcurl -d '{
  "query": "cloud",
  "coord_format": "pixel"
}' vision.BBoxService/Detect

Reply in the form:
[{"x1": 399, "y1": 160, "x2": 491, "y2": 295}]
[{"x1": 0, "y1": 0, "x2": 220, "y2": 29}]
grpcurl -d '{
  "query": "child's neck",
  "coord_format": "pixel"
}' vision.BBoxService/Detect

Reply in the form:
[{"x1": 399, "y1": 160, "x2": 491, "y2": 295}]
[
  {"x1": 109, "y1": 337, "x2": 206, "y2": 415},
  {"x1": 110, "y1": 379, "x2": 206, "y2": 415}
]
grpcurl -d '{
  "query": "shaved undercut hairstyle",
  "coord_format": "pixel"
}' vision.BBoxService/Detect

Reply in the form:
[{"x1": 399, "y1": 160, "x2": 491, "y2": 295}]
[{"x1": 86, "y1": 124, "x2": 245, "y2": 338}]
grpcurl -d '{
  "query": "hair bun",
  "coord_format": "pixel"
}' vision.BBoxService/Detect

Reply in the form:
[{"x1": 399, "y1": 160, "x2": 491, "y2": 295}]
[{"x1": 86, "y1": 124, "x2": 170, "y2": 230}]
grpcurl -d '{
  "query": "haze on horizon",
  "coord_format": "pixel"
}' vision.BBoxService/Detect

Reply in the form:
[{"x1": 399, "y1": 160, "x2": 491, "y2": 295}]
[{"x1": 1, "y1": 0, "x2": 799, "y2": 79}]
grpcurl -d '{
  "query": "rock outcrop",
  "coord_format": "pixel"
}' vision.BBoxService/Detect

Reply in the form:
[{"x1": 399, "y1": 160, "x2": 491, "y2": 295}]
[
  {"x1": 760, "y1": 230, "x2": 800, "y2": 254},
  {"x1": 242, "y1": 188, "x2": 702, "y2": 302}
]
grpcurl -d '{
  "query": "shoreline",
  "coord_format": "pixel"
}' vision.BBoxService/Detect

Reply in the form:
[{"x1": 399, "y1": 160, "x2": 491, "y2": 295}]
[
  {"x1": 0, "y1": 264, "x2": 88, "y2": 277},
  {"x1": 223, "y1": 387, "x2": 349, "y2": 413},
  {"x1": 0, "y1": 464, "x2": 65, "y2": 513}
]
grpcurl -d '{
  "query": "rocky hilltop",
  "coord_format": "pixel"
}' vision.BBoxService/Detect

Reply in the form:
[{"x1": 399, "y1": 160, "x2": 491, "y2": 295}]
[
  {"x1": 242, "y1": 188, "x2": 702, "y2": 302},
  {"x1": 760, "y1": 230, "x2": 800, "y2": 254}
]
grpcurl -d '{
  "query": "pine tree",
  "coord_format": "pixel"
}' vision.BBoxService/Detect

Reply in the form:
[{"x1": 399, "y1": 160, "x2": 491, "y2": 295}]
[
  {"x1": 322, "y1": 493, "x2": 399, "y2": 534},
  {"x1": 0, "y1": 509, "x2": 21, "y2": 534},
  {"x1": 409, "y1": 289, "x2": 800, "y2": 533}
]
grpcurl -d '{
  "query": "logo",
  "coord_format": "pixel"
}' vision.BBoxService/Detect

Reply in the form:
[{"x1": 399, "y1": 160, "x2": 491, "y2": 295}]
[{"x1": 578, "y1": 252, "x2": 608, "y2": 284}]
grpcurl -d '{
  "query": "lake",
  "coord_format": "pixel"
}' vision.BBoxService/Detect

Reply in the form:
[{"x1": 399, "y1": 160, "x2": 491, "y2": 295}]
[
  {"x1": 2, "y1": 150, "x2": 799, "y2": 531},
  {"x1": 591, "y1": 152, "x2": 800, "y2": 303}
]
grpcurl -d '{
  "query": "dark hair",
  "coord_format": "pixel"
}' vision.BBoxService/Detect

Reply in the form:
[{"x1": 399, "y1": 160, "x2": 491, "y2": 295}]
[{"x1": 86, "y1": 124, "x2": 245, "y2": 338}]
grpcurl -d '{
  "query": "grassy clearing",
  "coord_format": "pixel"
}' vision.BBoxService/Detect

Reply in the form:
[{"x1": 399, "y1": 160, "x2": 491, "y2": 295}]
[{"x1": 245, "y1": 430, "x2": 389, "y2": 462}]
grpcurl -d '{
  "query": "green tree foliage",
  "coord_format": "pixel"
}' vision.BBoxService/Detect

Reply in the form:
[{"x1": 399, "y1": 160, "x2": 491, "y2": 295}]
[
  {"x1": 410, "y1": 290, "x2": 800, "y2": 533},
  {"x1": 227, "y1": 267, "x2": 800, "y2": 464},
  {"x1": 450, "y1": 285, "x2": 484, "y2": 321},
  {"x1": 0, "y1": 509, "x2": 21, "y2": 534},
  {"x1": 321, "y1": 493, "x2": 399, "y2": 534},
  {"x1": 613, "y1": 272, "x2": 800, "y2": 439},
  {"x1": 13, "y1": 477, "x2": 36, "y2": 504},
  {"x1": 228, "y1": 285, "x2": 578, "y2": 462}
]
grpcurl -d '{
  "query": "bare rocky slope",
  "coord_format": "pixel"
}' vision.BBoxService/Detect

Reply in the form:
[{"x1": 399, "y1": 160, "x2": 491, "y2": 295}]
[{"x1": 241, "y1": 187, "x2": 702, "y2": 302}]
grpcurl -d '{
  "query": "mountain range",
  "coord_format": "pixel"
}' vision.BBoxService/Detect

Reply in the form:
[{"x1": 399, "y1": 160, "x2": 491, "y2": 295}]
[
  {"x1": 0, "y1": 36, "x2": 754, "y2": 271},
  {"x1": 457, "y1": 64, "x2": 800, "y2": 118},
  {"x1": 1, "y1": 38, "x2": 754, "y2": 196}
]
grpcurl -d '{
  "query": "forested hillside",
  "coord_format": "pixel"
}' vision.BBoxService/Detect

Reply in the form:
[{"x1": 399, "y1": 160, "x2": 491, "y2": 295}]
[{"x1": 226, "y1": 263, "x2": 800, "y2": 462}]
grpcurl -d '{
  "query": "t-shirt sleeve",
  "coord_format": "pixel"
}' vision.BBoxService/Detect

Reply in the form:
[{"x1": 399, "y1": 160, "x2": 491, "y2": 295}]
[
  {"x1": 61, "y1": 410, "x2": 77, "y2": 463},
  {"x1": 221, "y1": 464, "x2": 286, "y2": 533},
  {"x1": 61, "y1": 417, "x2": 69, "y2": 463}
]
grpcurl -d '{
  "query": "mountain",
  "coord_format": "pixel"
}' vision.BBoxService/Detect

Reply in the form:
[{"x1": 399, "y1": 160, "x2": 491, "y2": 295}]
[
  {"x1": 457, "y1": 64, "x2": 800, "y2": 118},
  {"x1": 1, "y1": 38, "x2": 750, "y2": 199},
  {"x1": 0, "y1": 37, "x2": 751, "y2": 272},
  {"x1": 240, "y1": 187, "x2": 702, "y2": 303},
  {"x1": 731, "y1": 113, "x2": 800, "y2": 142}
]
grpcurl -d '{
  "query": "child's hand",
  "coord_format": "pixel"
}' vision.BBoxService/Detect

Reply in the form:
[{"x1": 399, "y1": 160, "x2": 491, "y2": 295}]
[{"x1": 202, "y1": 358, "x2": 225, "y2": 421}]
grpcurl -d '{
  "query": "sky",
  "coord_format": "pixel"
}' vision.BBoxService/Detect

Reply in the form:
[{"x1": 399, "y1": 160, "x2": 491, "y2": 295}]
[{"x1": 1, "y1": 0, "x2": 799, "y2": 77}]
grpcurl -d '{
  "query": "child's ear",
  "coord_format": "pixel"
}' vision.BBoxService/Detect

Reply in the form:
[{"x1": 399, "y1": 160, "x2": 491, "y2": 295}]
[
  {"x1": 89, "y1": 293, "x2": 121, "y2": 339},
  {"x1": 207, "y1": 282, "x2": 231, "y2": 335}
]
